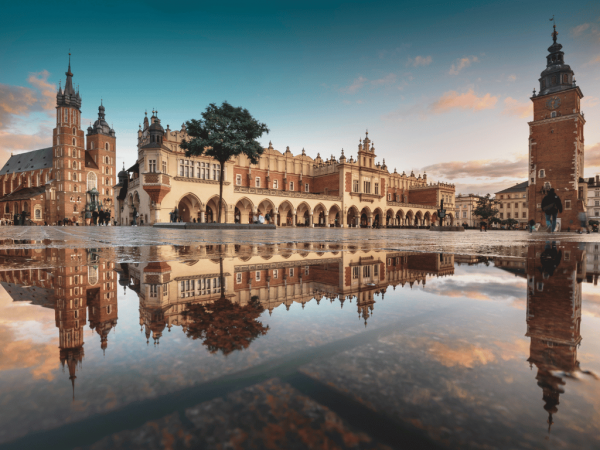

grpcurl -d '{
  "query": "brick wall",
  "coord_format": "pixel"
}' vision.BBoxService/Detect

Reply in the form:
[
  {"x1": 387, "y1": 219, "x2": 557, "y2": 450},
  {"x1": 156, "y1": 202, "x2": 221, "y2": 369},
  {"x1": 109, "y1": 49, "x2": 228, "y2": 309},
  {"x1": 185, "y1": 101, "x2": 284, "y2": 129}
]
[
  {"x1": 312, "y1": 173, "x2": 340, "y2": 196},
  {"x1": 408, "y1": 187, "x2": 437, "y2": 206}
]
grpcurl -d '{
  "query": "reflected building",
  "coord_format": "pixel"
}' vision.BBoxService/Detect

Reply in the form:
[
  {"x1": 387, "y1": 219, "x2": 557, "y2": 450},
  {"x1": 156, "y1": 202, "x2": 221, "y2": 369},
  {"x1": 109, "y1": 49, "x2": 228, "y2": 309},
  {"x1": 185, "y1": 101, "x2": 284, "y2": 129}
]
[
  {"x1": 122, "y1": 244, "x2": 455, "y2": 338},
  {"x1": 0, "y1": 246, "x2": 118, "y2": 396},
  {"x1": 525, "y1": 242, "x2": 585, "y2": 431}
]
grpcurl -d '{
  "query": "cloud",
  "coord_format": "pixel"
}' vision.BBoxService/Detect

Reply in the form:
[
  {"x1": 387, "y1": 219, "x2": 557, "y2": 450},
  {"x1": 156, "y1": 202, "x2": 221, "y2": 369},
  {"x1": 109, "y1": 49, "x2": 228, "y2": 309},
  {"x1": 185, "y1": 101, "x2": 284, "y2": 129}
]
[
  {"x1": 449, "y1": 56, "x2": 478, "y2": 75},
  {"x1": 427, "y1": 341, "x2": 496, "y2": 368},
  {"x1": 430, "y1": 89, "x2": 498, "y2": 114},
  {"x1": 585, "y1": 143, "x2": 600, "y2": 168},
  {"x1": 0, "y1": 71, "x2": 55, "y2": 129},
  {"x1": 341, "y1": 76, "x2": 368, "y2": 94},
  {"x1": 502, "y1": 97, "x2": 532, "y2": 118},
  {"x1": 588, "y1": 55, "x2": 600, "y2": 65},
  {"x1": 572, "y1": 23, "x2": 591, "y2": 37},
  {"x1": 407, "y1": 55, "x2": 432, "y2": 67},
  {"x1": 423, "y1": 155, "x2": 528, "y2": 180},
  {"x1": 582, "y1": 96, "x2": 600, "y2": 109},
  {"x1": 507, "y1": 74, "x2": 517, "y2": 82},
  {"x1": 371, "y1": 73, "x2": 396, "y2": 86}
]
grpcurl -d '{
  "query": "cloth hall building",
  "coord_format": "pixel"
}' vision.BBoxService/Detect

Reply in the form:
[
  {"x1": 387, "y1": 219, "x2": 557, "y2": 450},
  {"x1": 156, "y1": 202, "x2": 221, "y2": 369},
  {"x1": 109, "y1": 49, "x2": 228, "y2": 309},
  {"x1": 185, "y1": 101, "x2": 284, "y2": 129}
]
[
  {"x1": 0, "y1": 59, "x2": 117, "y2": 225},
  {"x1": 115, "y1": 113, "x2": 455, "y2": 227}
]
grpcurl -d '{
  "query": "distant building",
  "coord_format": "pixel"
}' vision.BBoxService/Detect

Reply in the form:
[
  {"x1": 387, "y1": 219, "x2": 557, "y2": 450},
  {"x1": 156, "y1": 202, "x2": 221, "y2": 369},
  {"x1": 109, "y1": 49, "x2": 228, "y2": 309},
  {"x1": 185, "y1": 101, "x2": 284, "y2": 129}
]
[
  {"x1": 114, "y1": 123, "x2": 456, "y2": 227},
  {"x1": 586, "y1": 175, "x2": 600, "y2": 221},
  {"x1": 454, "y1": 193, "x2": 481, "y2": 227},
  {"x1": 527, "y1": 25, "x2": 586, "y2": 230},
  {"x1": 0, "y1": 57, "x2": 117, "y2": 225},
  {"x1": 495, "y1": 181, "x2": 529, "y2": 228}
]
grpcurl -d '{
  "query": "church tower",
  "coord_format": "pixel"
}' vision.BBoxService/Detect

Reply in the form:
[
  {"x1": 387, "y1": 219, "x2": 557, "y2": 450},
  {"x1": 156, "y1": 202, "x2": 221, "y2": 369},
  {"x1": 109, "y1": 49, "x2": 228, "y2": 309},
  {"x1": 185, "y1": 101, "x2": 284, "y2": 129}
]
[
  {"x1": 528, "y1": 24, "x2": 586, "y2": 229},
  {"x1": 52, "y1": 54, "x2": 84, "y2": 224}
]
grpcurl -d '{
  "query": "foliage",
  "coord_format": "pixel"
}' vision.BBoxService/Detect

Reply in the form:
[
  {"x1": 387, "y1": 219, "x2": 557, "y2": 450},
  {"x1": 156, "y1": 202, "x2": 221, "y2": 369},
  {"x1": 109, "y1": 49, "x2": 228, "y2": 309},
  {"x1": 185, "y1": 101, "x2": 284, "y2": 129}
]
[
  {"x1": 589, "y1": 220, "x2": 599, "y2": 226},
  {"x1": 180, "y1": 102, "x2": 269, "y2": 222},
  {"x1": 473, "y1": 194, "x2": 500, "y2": 222},
  {"x1": 182, "y1": 296, "x2": 269, "y2": 355},
  {"x1": 489, "y1": 217, "x2": 503, "y2": 225},
  {"x1": 502, "y1": 218, "x2": 518, "y2": 227}
]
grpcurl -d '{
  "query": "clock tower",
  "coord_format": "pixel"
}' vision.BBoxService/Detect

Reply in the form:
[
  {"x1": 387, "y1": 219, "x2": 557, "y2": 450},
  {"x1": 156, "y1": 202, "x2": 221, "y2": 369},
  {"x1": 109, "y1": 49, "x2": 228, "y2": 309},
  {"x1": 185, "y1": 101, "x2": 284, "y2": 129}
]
[{"x1": 528, "y1": 24, "x2": 586, "y2": 229}]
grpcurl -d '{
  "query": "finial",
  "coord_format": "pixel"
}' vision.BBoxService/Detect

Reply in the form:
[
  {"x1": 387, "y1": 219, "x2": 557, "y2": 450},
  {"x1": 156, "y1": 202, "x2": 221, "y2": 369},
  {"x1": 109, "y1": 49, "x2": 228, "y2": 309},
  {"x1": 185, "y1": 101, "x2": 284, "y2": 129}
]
[
  {"x1": 533, "y1": 88, "x2": 536, "y2": 96},
  {"x1": 341, "y1": 148, "x2": 344, "y2": 156},
  {"x1": 145, "y1": 110, "x2": 147, "y2": 116},
  {"x1": 550, "y1": 16, "x2": 558, "y2": 43},
  {"x1": 101, "y1": 98, "x2": 103, "y2": 106}
]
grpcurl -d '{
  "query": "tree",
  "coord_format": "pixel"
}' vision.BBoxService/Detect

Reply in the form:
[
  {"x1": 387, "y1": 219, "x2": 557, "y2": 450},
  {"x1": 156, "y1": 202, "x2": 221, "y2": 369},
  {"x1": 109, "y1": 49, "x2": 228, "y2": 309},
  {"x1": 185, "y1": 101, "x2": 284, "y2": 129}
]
[
  {"x1": 473, "y1": 194, "x2": 500, "y2": 223},
  {"x1": 180, "y1": 102, "x2": 269, "y2": 223},
  {"x1": 502, "y1": 218, "x2": 518, "y2": 229}
]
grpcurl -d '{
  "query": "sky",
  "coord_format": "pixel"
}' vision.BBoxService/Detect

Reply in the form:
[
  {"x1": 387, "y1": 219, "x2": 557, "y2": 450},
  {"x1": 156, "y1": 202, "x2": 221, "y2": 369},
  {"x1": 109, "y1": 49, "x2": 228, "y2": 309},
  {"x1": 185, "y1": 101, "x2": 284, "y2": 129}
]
[{"x1": 1, "y1": 0, "x2": 599, "y2": 195}]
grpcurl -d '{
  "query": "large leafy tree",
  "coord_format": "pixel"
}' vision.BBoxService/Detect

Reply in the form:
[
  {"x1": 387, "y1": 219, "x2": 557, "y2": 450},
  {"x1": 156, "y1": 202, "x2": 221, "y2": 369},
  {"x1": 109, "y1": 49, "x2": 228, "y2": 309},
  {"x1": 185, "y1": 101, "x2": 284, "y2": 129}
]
[
  {"x1": 473, "y1": 194, "x2": 500, "y2": 223},
  {"x1": 180, "y1": 102, "x2": 269, "y2": 223}
]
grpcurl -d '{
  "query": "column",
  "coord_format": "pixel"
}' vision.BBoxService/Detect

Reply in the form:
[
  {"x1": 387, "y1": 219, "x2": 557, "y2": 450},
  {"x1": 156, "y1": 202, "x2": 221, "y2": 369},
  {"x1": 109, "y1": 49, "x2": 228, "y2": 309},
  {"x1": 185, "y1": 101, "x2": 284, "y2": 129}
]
[
  {"x1": 368, "y1": 215, "x2": 373, "y2": 228},
  {"x1": 200, "y1": 211, "x2": 205, "y2": 223},
  {"x1": 310, "y1": 214, "x2": 314, "y2": 227},
  {"x1": 292, "y1": 213, "x2": 297, "y2": 227},
  {"x1": 273, "y1": 213, "x2": 278, "y2": 227},
  {"x1": 341, "y1": 211, "x2": 346, "y2": 228}
]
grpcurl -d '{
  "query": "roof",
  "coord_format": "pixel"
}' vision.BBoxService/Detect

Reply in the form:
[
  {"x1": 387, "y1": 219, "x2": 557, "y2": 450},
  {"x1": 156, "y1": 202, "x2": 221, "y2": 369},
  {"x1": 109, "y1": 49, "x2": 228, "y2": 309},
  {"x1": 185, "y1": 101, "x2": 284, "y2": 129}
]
[
  {"x1": 0, "y1": 148, "x2": 53, "y2": 176},
  {"x1": 85, "y1": 152, "x2": 98, "y2": 170},
  {"x1": 495, "y1": 181, "x2": 528, "y2": 195},
  {"x1": 0, "y1": 186, "x2": 46, "y2": 202}
]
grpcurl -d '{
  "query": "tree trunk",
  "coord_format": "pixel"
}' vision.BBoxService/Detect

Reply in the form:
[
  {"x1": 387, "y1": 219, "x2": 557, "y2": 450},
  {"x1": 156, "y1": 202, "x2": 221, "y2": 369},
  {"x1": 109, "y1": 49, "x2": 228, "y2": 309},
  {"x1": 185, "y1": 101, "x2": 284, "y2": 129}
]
[
  {"x1": 219, "y1": 256, "x2": 225, "y2": 300},
  {"x1": 218, "y1": 163, "x2": 225, "y2": 223}
]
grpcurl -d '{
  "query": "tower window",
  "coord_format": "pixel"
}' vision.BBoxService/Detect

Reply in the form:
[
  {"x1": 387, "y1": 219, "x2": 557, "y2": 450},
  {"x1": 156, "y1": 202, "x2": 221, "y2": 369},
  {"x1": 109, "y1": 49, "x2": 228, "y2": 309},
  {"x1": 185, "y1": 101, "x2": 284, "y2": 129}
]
[
  {"x1": 539, "y1": 169, "x2": 545, "y2": 178},
  {"x1": 72, "y1": 138, "x2": 76, "y2": 145},
  {"x1": 105, "y1": 143, "x2": 109, "y2": 150},
  {"x1": 551, "y1": 111, "x2": 556, "y2": 118},
  {"x1": 72, "y1": 128, "x2": 76, "y2": 134},
  {"x1": 563, "y1": 74, "x2": 568, "y2": 84}
]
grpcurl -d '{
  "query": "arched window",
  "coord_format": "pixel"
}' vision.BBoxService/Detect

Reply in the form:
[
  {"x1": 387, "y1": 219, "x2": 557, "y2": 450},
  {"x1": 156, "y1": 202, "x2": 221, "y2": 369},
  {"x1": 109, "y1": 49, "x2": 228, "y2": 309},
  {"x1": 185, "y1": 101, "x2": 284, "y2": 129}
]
[
  {"x1": 551, "y1": 111, "x2": 556, "y2": 118},
  {"x1": 106, "y1": 177, "x2": 110, "y2": 185},
  {"x1": 72, "y1": 138, "x2": 76, "y2": 145},
  {"x1": 105, "y1": 143, "x2": 109, "y2": 150},
  {"x1": 70, "y1": 196, "x2": 74, "y2": 202},
  {"x1": 73, "y1": 184, "x2": 78, "y2": 192},
  {"x1": 73, "y1": 160, "x2": 77, "y2": 168},
  {"x1": 73, "y1": 127, "x2": 76, "y2": 135},
  {"x1": 34, "y1": 208, "x2": 41, "y2": 219},
  {"x1": 73, "y1": 204, "x2": 77, "y2": 212},
  {"x1": 87, "y1": 172, "x2": 97, "y2": 191},
  {"x1": 563, "y1": 74, "x2": 568, "y2": 84},
  {"x1": 88, "y1": 266, "x2": 98, "y2": 285},
  {"x1": 72, "y1": 172, "x2": 77, "y2": 181}
]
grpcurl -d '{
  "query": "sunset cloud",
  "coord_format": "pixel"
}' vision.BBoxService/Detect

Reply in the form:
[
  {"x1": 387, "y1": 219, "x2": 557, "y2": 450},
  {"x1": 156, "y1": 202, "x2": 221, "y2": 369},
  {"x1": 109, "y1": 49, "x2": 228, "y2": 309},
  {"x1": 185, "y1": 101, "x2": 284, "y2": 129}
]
[
  {"x1": 585, "y1": 143, "x2": 600, "y2": 168},
  {"x1": 582, "y1": 96, "x2": 600, "y2": 108},
  {"x1": 572, "y1": 23, "x2": 591, "y2": 37},
  {"x1": 423, "y1": 155, "x2": 527, "y2": 180},
  {"x1": 430, "y1": 89, "x2": 498, "y2": 114},
  {"x1": 342, "y1": 76, "x2": 368, "y2": 94},
  {"x1": 408, "y1": 55, "x2": 432, "y2": 67},
  {"x1": 449, "y1": 56, "x2": 478, "y2": 75},
  {"x1": 341, "y1": 73, "x2": 397, "y2": 94},
  {"x1": 0, "y1": 70, "x2": 55, "y2": 129},
  {"x1": 502, "y1": 97, "x2": 532, "y2": 118}
]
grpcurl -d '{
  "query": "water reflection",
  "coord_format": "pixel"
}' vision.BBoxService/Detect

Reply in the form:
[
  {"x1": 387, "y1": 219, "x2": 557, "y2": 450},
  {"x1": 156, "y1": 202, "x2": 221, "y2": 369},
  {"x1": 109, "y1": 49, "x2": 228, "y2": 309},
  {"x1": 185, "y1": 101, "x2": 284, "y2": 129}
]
[{"x1": 0, "y1": 242, "x2": 598, "y2": 447}]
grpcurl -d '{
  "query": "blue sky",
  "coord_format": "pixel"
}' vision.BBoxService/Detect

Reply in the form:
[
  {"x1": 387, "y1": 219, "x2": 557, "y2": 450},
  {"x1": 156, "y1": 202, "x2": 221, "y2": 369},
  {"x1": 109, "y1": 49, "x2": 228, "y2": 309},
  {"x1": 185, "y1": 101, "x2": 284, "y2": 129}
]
[{"x1": 1, "y1": 0, "x2": 599, "y2": 194}]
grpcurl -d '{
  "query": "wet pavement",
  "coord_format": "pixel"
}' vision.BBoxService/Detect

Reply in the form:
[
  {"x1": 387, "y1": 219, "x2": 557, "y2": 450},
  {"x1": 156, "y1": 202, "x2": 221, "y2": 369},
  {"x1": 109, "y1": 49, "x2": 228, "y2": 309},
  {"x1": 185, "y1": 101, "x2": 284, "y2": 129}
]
[{"x1": 0, "y1": 229, "x2": 599, "y2": 449}]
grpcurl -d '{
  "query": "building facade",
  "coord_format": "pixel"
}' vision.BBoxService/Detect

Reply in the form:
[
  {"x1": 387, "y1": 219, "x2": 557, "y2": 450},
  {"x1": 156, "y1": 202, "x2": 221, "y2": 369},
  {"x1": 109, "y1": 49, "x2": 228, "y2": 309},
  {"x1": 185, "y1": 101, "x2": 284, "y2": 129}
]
[
  {"x1": 585, "y1": 175, "x2": 600, "y2": 221},
  {"x1": 454, "y1": 193, "x2": 481, "y2": 227},
  {"x1": 0, "y1": 58, "x2": 117, "y2": 225},
  {"x1": 114, "y1": 117, "x2": 455, "y2": 227},
  {"x1": 495, "y1": 181, "x2": 529, "y2": 228},
  {"x1": 527, "y1": 25, "x2": 586, "y2": 230}
]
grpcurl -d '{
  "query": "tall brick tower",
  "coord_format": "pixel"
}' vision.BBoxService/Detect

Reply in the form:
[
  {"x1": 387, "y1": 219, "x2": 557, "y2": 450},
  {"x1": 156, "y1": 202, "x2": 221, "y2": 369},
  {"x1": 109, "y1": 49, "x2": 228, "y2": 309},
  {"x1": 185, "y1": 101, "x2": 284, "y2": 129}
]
[
  {"x1": 528, "y1": 24, "x2": 586, "y2": 229},
  {"x1": 53, "y1": 54, "x2": 84, "y2": 224}
]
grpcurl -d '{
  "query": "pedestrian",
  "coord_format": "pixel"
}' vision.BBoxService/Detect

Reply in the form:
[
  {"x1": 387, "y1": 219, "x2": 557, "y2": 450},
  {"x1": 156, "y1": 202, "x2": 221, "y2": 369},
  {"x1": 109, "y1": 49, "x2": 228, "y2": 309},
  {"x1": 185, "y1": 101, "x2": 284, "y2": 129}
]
[
  {"x1": 258, "y1": 213, "x2": 265, "y2": 224},
  {"x1": 265, "y1": 212, "x2": 270, "y2": 224},
  {"x1": 578, "y1": 211, "x2": 588, "y2": 234},
  {"x1": 252, "y1": 213, "x2": 258, "y2": 224},
  {"x1": 528, "y1": 219, "x2": 536, "y2": 233},
  {"x1": 541, "y1": 188, "x2": 562, "y2": 233}
]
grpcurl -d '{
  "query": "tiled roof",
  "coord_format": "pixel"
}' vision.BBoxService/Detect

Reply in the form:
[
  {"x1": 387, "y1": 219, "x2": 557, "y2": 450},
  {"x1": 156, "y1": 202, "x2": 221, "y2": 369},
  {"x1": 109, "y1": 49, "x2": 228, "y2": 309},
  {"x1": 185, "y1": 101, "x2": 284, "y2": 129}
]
[
  {"x1": 495, "y1": 181, "x2": 528, "y2": 194},
  {"x1": 0, "y1": 186, "x2": 46, "y2": 202},
  {"x1": 0, "y1": 148, "x2": 53, "y2": 175}
]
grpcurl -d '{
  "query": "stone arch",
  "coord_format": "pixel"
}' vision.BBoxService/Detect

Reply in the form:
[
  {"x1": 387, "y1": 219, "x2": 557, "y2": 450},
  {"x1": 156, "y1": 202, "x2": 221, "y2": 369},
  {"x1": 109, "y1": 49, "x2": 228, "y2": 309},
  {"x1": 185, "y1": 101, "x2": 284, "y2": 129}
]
[
  {"x1": 415, "y1": 210, "x2": 423, "y2": 227},
  {"x1": 328, "y1": 204, "x2": 341, "y2": 227},
  {"x1": 396, "y1": 209, "x2": 405, "y2": 226},
  {"x1": 257, "y1": 198, "x2": 276, "y2": 222},
  {"x1": 424, "y1": 211, "x2": 431, "y2": 227},
  {"x1": 296, "y1": 202, "x2": 311, "y2": 227},
  {"x1": 406, "y1": 210, "x2": 415, "y2": 226},
  {"x1": 373, "y1": 207, "x2": 384, "y2": 228},
  {"x1": 386, "y1": 209, "x2": 395, "y2": 227},
  {"x1": 444, "y1": 212, "x2": 454, "y2": 226},
  {"x1": 346, "y1": 205, "x2": 359, "y2": 228},
  {"x1": 177, "y1": 193, "x2": 203, "y2": 222},
  {"x1": 313, "y1": 203, "x2": 328, "y2": 227},
  {"x1": 234, "y1": 197, "x2": 254, "y2": 224},
  {"x1": 278, "y1": 200, "x2": 295, "y2": 226},
  {"x1": 206, "y1": 195, "x2": 227, "y2": 223},
  {"x1": 360, "y1": 206, "x2": 372, "y2": 228}
]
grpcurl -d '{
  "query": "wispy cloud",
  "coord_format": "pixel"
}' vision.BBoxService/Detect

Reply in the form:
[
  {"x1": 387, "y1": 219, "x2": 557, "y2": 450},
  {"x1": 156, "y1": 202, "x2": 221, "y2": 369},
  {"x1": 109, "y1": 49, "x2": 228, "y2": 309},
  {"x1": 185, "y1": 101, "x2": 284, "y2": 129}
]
[
  {"x1": 449, "y1": 56, "x2": 478, "y2": 75},
  {"x1": 582, "y1": 96, "x2": 599, "y2": 108},
  {"x1": 341, "y1": 76, "x2": 368, "y2": 94},
  {"x1": 371, "y1": 73, "x2": 397, "y2": 86},
  {"x1": 572, "y1": 23, "x2": 591, "y2": 37},
  {"x1": 585, "y1": 143, "x2": 600, "y2": 168},
  {"x1": 340, "y1": 73, "x2": 397, "y2": 94},
  {"x1": 407, "y1": 55, "x2": 432, "y2": 67},
  {"x1": 423, "y1": 155, "x2": 528, "y2": 181},
  {"x1": 502, "y1": 97, "x2": 531, "y2": 118},
  {"x1": 430, "y1": 89, "x2": 497, "y2": 114},
  {"x1": 507, "y1": 74, "x2": 517, "y2": 82}
]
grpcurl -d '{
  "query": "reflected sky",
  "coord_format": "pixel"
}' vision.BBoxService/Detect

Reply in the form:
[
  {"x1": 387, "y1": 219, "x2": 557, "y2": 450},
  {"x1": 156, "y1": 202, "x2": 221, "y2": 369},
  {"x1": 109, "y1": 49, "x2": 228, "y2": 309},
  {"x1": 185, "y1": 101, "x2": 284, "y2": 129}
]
[{"x1": 0, "y1": 242, "x2": 599, "y2": 449}]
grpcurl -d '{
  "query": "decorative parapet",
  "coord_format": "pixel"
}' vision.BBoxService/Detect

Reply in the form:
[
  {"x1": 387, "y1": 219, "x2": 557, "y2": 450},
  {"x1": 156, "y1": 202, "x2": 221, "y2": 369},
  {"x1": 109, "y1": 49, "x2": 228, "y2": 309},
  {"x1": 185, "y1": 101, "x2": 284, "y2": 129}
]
[
  {"x1": 174, "y1": 177, "x2": 230, "y2": 186},
  {"x1": 410, "y1": 182, "x2": 455, "y2": 190},
  {"x1": 234, "y1": 186, "x2": 342, "y2": 202},
  {"x1": 386, "y1": 201, "x2": 437, "y2": 210},
  {"x1": 142, "y1": 172, "x2": 171, "y2": 204},
  {"x1": 129, "y1": 178, "x2": 140, "y2": 189}
]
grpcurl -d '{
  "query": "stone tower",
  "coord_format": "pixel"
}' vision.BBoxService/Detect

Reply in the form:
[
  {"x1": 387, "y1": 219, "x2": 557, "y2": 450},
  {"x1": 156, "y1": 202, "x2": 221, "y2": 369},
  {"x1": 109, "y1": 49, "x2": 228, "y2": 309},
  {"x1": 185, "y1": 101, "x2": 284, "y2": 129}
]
[
  {"x1": 52, "y1": 55, "x2": 84, "y2": 224},
  {"x1": 528, "y1": 24, "x2": 586, "y2": 229}
]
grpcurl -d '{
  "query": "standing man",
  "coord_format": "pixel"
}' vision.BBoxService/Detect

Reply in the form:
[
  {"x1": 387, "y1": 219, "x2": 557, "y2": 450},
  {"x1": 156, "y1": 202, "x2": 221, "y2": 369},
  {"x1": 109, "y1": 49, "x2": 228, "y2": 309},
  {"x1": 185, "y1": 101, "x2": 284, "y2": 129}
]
[{"x1": 541, "y1": 188, "x2": 562, "y2": 233}]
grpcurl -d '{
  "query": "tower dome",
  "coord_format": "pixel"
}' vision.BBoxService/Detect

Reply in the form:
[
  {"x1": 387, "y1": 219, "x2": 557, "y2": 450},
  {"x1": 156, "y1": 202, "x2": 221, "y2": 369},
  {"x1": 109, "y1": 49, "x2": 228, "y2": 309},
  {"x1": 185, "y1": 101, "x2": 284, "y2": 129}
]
[{"x1": 538, "y1": 23, "x2": 575, "y2": 96}]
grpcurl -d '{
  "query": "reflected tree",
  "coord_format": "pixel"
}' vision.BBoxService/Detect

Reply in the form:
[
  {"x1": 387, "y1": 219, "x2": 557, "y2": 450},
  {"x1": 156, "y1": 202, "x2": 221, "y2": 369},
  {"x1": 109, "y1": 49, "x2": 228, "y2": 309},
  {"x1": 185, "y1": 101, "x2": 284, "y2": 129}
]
[{"x1": 183, "y1": 257, "x2": 269, "y2": 355}]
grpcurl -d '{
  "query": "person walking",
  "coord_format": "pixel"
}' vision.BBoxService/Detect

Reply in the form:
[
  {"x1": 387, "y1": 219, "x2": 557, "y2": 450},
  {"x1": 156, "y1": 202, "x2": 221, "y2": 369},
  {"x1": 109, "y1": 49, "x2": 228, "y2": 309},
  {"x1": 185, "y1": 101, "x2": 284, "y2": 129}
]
[
  {"x1": 541, "y1": 188, "x2": 562, "y2": 233},
  {"x1": 528, "y1": 218, "x2": 536, "y2": 233}
]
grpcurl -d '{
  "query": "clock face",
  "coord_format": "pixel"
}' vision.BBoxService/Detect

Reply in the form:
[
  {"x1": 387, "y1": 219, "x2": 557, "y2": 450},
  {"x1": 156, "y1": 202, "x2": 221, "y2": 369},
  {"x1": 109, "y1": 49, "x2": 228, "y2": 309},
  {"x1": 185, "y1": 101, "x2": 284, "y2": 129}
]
[{"x1": 546, "y1": 96, "x2": 561, "y2": 110}]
